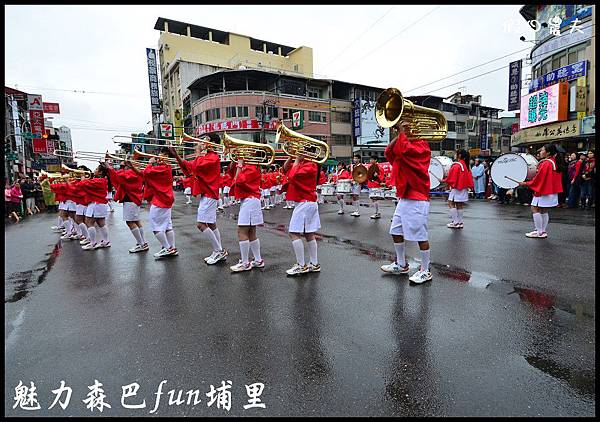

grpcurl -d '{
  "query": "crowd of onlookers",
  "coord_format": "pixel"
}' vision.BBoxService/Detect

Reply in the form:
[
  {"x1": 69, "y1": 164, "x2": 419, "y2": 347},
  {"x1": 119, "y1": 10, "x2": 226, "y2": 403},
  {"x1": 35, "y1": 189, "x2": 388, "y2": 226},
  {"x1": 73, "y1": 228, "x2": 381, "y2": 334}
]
[{"x1": 5, "y1": 175, "x2": 59, "y2": 223}]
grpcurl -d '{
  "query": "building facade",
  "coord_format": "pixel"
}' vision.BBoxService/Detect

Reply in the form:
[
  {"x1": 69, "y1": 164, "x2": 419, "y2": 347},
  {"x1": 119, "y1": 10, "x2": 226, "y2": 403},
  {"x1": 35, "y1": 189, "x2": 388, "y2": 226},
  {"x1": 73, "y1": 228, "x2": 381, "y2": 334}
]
[{"x1": 512, "y1": 4, "x2": 595, "y2": 153}]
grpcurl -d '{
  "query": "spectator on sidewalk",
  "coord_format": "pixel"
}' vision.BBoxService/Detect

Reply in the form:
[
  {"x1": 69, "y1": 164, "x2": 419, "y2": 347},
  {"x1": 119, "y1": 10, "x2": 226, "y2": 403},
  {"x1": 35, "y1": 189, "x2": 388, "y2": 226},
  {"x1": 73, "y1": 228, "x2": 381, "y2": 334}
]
[
  {"x1": 9, "y1": 181, "x2": 24, "y2": 222},
  {"x1": 560, "y1": 153, "x2": 576, "y2": 207},
  {"x1": 580, "y1": 150, "x2": 595, "y2": 210},
  {"x1": 33, "y1": 178, "x2": 44, "y2": 213},
  {"x1": 472, "y1": 159, "x2": 486, "y2": 199},
  {"x1": 21, "y1": 177, "x2": 37, "y2": 215},
  {"x1": 567, "y1": 153, "x2": 586, "y2": 208}
]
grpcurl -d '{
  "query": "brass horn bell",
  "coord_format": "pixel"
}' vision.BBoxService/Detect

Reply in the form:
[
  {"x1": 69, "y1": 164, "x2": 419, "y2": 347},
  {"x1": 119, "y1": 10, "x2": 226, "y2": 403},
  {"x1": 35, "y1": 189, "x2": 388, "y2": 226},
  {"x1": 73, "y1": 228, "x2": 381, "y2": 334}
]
[{"x1": 375, "y1": 88, "x2": 447, "y2": 142}]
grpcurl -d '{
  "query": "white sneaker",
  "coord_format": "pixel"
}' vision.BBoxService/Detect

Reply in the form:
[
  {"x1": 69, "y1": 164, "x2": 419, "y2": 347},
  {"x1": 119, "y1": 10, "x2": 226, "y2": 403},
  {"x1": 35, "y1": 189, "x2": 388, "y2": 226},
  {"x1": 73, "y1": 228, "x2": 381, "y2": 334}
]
[
  {"x1": 286, "y1": 263, "x2": 309, "y2": 276},
  {"x1": 204, "y1": 251, "x2": 218, "y2": 263},
  {"x1": 60, "y1": 234, "x2": 72, "y2": 240},
  {"x1": 153, "y1": 248, "x2": 171, "y2": 259},
  {"x1": 95, "y1": 240, "x2": 111, "y2": 249},
  {"x1": 409, "y1": 270, "x2": 433, "y2": 284},
  {"x1": 129, "y1": 243, "x2": 149, "y2": 253},
  {"x1": 167, "y1": 247, "x2": 179, "y2": 256},
  {"x1": 456, "y1": 223, "x2": 464, "y2": 229},
  {"x1": 251, "y1": 259, "x2": 265, "y2": 268},
  {"x1": 351, "y1": 211, "x2": 360, "y2": 217},
  {"x1": 82, "y1": 243, "x2": 97, "y2": 250},
  {"x1": 218, "y1": 205, "x2": 224, "y2": 210},
  {"x1": 381, "y1": 262, "x2": 410, "y2": 274},
  {"x1": 539, "y1": 232, "x2": 548, "y2": 238},
  {"x1": 307, "y1": 263, "x2": 321, "y2": 272},
  {"x1": 447, "y1": 222, "x2": 460, "y2": 228},
  {"x1": 79, "y1": 238, "x2": 90, "y2": 245},
  {"x1": 207, "y1": 249, "x2": 228, "y2": 265},
  {"x1": 370, "y1": 213, "x2": 381, "y2": 219},
  {"x1": 525, "y1": 231, "x2": 544, "y2": 238},
  {"x1": 337, "y1": 209, "x2": 344, "y2": 215},
  {"x1": 230, "y1": 260, "x2": 252, "y2": 272},
  {"x1": 69, "y1": 234, "x2": 80, "y2": 240}
]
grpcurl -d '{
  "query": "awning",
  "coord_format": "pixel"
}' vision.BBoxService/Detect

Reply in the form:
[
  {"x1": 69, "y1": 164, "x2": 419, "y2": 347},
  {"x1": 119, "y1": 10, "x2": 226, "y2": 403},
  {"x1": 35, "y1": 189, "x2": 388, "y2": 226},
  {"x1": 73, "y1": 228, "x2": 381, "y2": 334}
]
[{"x1": 324, "y1": 159, "x2": 338, "y2": 166}]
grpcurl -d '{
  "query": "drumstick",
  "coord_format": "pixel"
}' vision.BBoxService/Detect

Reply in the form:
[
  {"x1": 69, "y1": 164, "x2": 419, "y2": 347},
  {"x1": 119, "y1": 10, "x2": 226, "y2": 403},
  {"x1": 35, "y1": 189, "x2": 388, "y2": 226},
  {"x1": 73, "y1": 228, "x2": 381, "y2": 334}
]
[
  {"x1": 504, "y1": 175, "x2": 520, "y2": 183},
  {"x1": 429, "y1": 171, "x2": 442, "y2": 182}
]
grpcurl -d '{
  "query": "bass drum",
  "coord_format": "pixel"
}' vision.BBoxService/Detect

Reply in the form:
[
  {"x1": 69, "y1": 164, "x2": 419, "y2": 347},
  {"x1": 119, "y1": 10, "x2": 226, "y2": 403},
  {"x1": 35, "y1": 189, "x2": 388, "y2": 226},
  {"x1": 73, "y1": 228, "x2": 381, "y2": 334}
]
[
  {"x1": 429, "y1": 156, "x2": 454, "y2": 189},
  {"x1": 491, "y1": 153, "x2": 538, "y2": 189}
]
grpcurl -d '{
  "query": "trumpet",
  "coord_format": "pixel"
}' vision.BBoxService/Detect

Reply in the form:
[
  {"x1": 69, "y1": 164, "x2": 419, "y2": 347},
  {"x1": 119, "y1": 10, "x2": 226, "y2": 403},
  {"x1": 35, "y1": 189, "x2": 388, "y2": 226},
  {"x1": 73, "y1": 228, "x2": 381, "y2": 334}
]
[
  {"x1": 132, "y1": 148, "x2": 179, "y2": 168},
  {"x1": 276, "y1": 122, "x2": 330, "y2": 164},
  {"x1": 181, "y1": 132, "x2": 226, "y2": 154},
  {"x1": 61, "y1": 164, "x2": 92, "y2": 176},
  {"x1": 222, "y1": 132, "x2": 275, "y2": 166},
  {"x1": 375, "y1": 88, "x2": 447, "y2": 141},
  {"x1": 40, "y1": 170, "x2": 68, "y2": 180}
]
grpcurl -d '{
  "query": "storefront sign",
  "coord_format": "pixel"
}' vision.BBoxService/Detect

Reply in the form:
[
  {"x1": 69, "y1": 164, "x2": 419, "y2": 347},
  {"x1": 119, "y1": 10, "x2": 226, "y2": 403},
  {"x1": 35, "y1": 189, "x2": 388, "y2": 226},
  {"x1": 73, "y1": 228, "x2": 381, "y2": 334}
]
[
  {"x1": 529, "y1": 61, "x2": 587, "y2": 93},
  {"x1": 194, "y1": 119, "x2": 279, "y2": 135},
  {"x1": 160, "y1": 123, "x2": 174, "y2": 139},
  {"x1": 581, "y1": 116, "x2": 595, "y2": 135},
  {"x1": 32, "y1": 138, "x2": 48, "y2": 153},
  {"x1": 530, "y1": 20, "x2": 592, "y2": 67},
  {"x1": 356, "y1": 99, "x2": 389, "y2": 146},
  {"x1": 508, "y1": 60, "x2": 522, "y2": 111},
  {"x1": 520, "y1": 83, "x2": 568, "y2": 129},
  {"x1": 511, "y1": 119, "x2": 580, "y2": 146},
  {"x1": 146, "y1": 48, "x2": 161, "y2": 115},
  {"x1": 43, "y1": 102, "x2": 60, "y2": 114},
  {"x1": 352, "y1": 98, "x2": 361, "y2": 138},
  {"x1": 479, "y1": 120, "x2": 488, "y2": 150}
]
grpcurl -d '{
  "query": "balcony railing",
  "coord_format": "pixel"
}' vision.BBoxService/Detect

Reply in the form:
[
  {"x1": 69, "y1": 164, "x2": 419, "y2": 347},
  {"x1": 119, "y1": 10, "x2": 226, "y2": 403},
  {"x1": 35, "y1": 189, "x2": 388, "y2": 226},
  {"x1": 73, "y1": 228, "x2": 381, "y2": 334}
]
[{"x1": 192, "y1": 90, "x2": 330, "y2": 109}]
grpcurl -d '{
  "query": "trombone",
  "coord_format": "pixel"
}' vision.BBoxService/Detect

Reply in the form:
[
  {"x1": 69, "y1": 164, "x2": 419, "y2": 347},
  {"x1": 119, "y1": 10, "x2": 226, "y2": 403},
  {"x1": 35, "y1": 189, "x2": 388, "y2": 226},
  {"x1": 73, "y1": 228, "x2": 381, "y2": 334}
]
[
  {"x1": 275, "y1": 122, "x2": 330, "y2": 164},
  {"x1": 132, "y1": 148, "x2": 180, "y2": 168},
  {"x1": 181, "y1": 132, "x2": 226, "y2": 154},
  {"x1": 54, "y1": 149, "x2": 75, "y2": 159},
  {"x1": 222, "y1": 132, "x2": 275, "y2": 166}
]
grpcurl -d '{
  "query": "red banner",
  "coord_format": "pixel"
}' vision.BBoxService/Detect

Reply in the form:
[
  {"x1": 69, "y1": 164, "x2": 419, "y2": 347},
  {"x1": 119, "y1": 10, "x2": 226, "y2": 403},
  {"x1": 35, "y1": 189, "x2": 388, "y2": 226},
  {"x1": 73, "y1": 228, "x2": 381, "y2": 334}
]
[
  {"x1": 32, "y1": 138, "x2": 48, "y2": 153},
  {"x1": 43, "y1": 102, "x2": 60, "y2": 114},
  {"x1": 194, "y1": 118, "x2": 278, "y2": 136},
  {"x1": 29, "y1": 109, "x2": 45, "y2": 143}
]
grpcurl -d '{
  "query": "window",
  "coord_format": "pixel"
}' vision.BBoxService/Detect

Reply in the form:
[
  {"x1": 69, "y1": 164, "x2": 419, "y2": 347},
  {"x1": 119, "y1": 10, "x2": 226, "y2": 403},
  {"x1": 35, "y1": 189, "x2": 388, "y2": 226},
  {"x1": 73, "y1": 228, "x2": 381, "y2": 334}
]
[
  {"x1": 226, "y1": 106, "x2": 237, "y2": 118},
  {"x1": 205, "y1": 108, "x2": 220, "y2": 121},
  {"x1": 256, "y1": 106, "x2": 278, "y2": 120},
  {"x1": 541, "y1": 58, "x2": 552, "y2": 75},
  {"x1": 194, "y1": 114, "x2": 203, "y2": 125},
  {"x1": 331, "y1": 134, "x2": 351, "y2": 145},
  {"x1": 456, "y1": 121, "x2": 466, "y2": 134},
  {"x1": 447, "y1": 121, "x2": 456, "y2": 132},
  {"x1": 308, "y1": 111, "x2": 326, "y2": 123},
  {"x1": 237, "y1": 106, "x2": 249, "y2": 117},
  {"x1": 307, "y1": 87, "x2": 320, "y2": 99},
  {"x1": 283, "y1": 108, "x2": 298, "y2": 119},
  {"x1": 332, "y1": 111, "x2": 351, "y2": 123},
  {"x1": 558, "y1": 54, "x2": 567, "y2": 68}
]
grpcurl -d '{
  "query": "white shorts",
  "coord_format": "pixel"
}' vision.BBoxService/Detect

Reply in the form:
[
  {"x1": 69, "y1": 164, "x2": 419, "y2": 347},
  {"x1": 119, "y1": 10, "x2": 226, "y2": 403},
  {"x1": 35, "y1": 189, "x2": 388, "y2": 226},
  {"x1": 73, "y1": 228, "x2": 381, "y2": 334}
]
[
  {"x1": 270, "y1": 186, "x2": 277, "y2": 192},
  {"x1": 123, "y1": 202, "x2": 141, "y2": 221},
  {"x1": 149, "y1": 205, "x2": 173, "y2": 232},
  {"x1": 389, "y1": 198, "x2": 430, "y2": 241},
  {"x1": 531, "y1": 194, "x2": 558, "y2": 208},
  {"x1": 66, "y1": 200, "x2": 77, "y2": 212},
  {"x1": 85, "y1": 203, "x2": 95, "y2": 217},
  {"x1": 238, "y1": 197, "x2": 264, "y2": 226},
  {"x1": 92, "y1": 203, "x2": 109, "y2": 219},
  {"x1": 352, "y1": 184, "x2": 361, "y2": 195},
  {"x1": 184, "y1": 187, "x2": 192, "y2": 195},
  {"x1": 289, "y1": 201, "x2": 321, "y2": 233},
  {"x1": 262, "y1": 189, "x2": 270, "y2": 197},
  {"x1": 223, "y1": 186, "x2": 230, "y2": 194},
  {"x1": 58, "y1": 201, "x2": 67, "y2": 211},
  {"x1": 448, "y1": 188, "x2": 469, "y2": 202},
  {"x1": 76, "y1": 204, "x2": 87, "y2": 216},
  {"x1": 197, "y1": 196, "x2": 218, "y2": 223}
]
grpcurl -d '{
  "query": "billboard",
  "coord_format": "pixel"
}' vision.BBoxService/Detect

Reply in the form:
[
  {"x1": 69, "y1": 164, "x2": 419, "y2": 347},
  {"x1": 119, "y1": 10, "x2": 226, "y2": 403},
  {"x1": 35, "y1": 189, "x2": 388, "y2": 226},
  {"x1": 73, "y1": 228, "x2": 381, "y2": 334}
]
[
  {"x1": 43, "y1": 102, "x2": 60, "y2": 114},
  {"x1": 519, "y1": 83, "x2": 568, "y2": 130},
  {"x1": 529, "y1": 60, "x2": 587, "y2": 93},
  {"x1": 355, "y1": 99, "x2": 389, "y2": 146},
  {"x1": 507, "y1": 60, "x2": 522, "y2": 111},
  {"x1": 146, "y1": 48, "x2": 161, "y2": 115}
]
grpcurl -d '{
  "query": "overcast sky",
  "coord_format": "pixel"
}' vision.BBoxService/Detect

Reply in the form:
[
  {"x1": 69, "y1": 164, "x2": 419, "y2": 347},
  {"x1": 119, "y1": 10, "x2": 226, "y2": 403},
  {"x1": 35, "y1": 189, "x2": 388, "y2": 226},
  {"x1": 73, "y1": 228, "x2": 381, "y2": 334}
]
[{"x1": 5, "y1": 5, "x2": 534, "y2": 166}]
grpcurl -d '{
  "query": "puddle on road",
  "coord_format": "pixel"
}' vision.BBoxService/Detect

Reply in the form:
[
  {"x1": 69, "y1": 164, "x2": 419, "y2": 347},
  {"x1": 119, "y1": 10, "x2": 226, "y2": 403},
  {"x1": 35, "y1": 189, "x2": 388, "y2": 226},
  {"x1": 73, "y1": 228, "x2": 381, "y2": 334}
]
[
  {"x1": 525, "y1": 355, "x2": 595, "y2": 399},
  {"x1": 5, "y1": 242, "x2": 62, "y2": 303}
]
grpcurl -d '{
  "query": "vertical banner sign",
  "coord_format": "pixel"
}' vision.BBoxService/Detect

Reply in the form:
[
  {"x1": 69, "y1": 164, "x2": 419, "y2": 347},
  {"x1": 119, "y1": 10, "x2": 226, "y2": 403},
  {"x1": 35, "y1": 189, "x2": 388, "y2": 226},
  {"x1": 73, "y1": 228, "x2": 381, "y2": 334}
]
[
  {"x1": 352, "y1": 98, "x2": 361, "y2": 138},
  {"x1": 28, "y1": 94, "x2": 46, "y2": 152},
  {"x1": 146, "y1": 48, "x2": 161, "y2": 115},
  {"x1": 479, "y1": 120, "x2": 488, "y2": 150},
  {"x1": 576, "y1": 77, "x2": 586, "y2": 119},
  {"x1": 292, "y1": 110, "x2": 304, "y2": 130},
  {"x1": 508, "y1": 59, "x2": 522, "y2": 111},
  {"x1": 160, "y1": 123, "x2": 174, "y2": 139},
  {"x1": 174, "y1": 109, "x2": 183, "y2": 138}
]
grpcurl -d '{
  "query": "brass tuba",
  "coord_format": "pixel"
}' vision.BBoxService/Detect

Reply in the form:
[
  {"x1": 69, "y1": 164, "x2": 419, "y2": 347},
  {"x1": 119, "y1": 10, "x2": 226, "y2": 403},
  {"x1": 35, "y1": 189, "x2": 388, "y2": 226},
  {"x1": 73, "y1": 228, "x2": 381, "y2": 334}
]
[
  {"x1": 61, "y1": 164, "x2": 91, "y2": 176},
  {"x1": 276, "y1": 122, "x2": 330, "y2": 164},
  {"x1": 375, "y1": 88, "x2": 447, "y2": 141},
  {"x1": 222, "y1": 132, "x2": 275, "y2": 166}
]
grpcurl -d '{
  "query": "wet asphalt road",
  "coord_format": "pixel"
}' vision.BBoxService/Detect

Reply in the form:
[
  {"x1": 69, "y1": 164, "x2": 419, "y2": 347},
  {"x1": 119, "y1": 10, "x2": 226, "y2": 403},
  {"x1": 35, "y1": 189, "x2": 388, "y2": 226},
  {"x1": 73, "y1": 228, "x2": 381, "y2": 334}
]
[{"x1": 4, "y1": 193, "x2": 595, "y2": 416}]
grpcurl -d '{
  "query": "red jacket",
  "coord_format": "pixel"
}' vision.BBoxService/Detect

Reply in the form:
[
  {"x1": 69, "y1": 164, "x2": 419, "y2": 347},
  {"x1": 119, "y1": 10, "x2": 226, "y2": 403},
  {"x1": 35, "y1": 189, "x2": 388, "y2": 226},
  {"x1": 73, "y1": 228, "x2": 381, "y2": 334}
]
[
  {"x1": 318, "y1": 170, "x2": 327, "y2": 185},
  {"x1": 367, "y1": 163, "x2": 383, "y2": 188},
  {"x1": 524, "y1": 156, "x2": 563, "y2": 197},
  {"x1": 385, "y1": 133, "x2": 430, "y2": 201},
  {"x1": 182, "y1": 176, "x2": 193, "y2": 190},
  {"x1": 50, "y1": 182, "x2": 67, "y2": 202},
  {"x1": 143, "y1": 164, "x2": 174, "y2": 208},
  {"x1": 331, "y1": 169, "x2": 351, "y2": 183},
  {"x1": 220, "y1": 173, "x2": 232, "y2": 189},
  {"x1": 108, "y1": 167, "x2": 144, "y2": 206},
  {"x1": 231, "y1": 164, "x2": 261, "y2": 200},
  {"x1": 443, "y1": 160, "x2": 474, "y2": 191},
  {"x1": 180, "y1": 151, "x2": 220, "y2": 199},
  {"x1": 81, "y1": 178, "x2": 108, "y2": 204},
  {"x1": 286, "y1": 160, "x2": 318, "y2": 202},
  {"x1": 70, "y1": 180, "x2": 88, "y2": 205}
]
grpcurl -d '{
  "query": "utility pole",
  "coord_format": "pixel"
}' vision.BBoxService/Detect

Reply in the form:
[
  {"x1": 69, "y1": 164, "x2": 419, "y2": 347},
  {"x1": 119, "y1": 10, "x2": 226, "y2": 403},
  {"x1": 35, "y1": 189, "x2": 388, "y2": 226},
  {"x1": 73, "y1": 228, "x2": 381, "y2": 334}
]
[{"x1": 260, "y1": 96, "x2": 277, "y2": 144}]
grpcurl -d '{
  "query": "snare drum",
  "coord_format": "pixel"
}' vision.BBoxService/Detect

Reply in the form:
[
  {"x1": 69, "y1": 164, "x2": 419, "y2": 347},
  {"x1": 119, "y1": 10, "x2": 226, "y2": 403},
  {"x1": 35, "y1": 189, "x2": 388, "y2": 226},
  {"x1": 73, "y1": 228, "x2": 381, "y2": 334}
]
[
  {"x1": 491, "y1": 153, "x2": 538, "y2": 189},
  {"x1": 384, "y1": 187, "x2": 397, "y2": 199},
  {"x1": 336, "y1": 179, "x2": 352, "y2": 194},
  {"x1": 369, "y1": 188, "x2": 385, "y2": 200},
  {"x1": 429, "y1": 156, "x2": 453, "y2": 189},
  {"x1": 321, "y1": 184, "x2": 336, "y2": 196}
]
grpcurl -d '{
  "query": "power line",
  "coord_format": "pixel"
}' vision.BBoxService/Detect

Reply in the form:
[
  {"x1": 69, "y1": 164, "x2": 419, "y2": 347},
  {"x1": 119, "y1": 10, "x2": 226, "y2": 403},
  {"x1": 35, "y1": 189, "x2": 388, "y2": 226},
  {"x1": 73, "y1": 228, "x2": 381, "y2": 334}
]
[
  {"x1": 323, "y1": 6, "x2": 396, "y2": 69},
  {"x1": 6, "y1": 84, "x2": 145, "y2": 98},
  {"x1": 334, "y1": 6, "x2": 441, "y2": 76},
  {"x1": 419, "y1": 64, "x2": 508, "y2": 96}
]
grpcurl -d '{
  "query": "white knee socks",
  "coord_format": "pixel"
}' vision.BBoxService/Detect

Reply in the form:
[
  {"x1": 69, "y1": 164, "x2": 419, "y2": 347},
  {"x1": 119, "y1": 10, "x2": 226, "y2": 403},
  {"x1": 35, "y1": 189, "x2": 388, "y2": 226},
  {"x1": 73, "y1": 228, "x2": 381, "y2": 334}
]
[
  {"x1": 307, "y1": 239, "x2": 318, "y2": 265},
  {"x1": 88, "y1": 226, "x2": 96, "y2": 245},
  {"x1": 394, "y1": 242, "x2": 406, "y2": 267},
  {"x1": 79, "y1": 223, "x2": 89, "y2": 239},
  {"x1": 155, "y1": 232, "x2": 170, "y2": 249},
  {"x1": 138, "y1": 227, "x2": 146, "y2": 244},
  {"x1": 239, "y1": 240, "x2": 250, "y2": 264},
  {"x1": 542, "y1": 213, "x2": 549, "y2": 233},
  {"x1": 457, "y1": 209, "x2": 464, "y2": 224},
  {"x1": 202, "y1": 228, "x2": 221, "y2": 252},
  {"x1": 450, "y1": 208, "x2": 458, "y2": 224},
  {"x1": 131, "y1": 227, "x2": 143, "y2": 245},
  {"x1": 166, "y1": 230, "x2": 175, "y2": 248},
  {"x1": 420, "y1": 249, "x2": 431, "y2": 272},
  {"x1": 292, "y1": 239, "x2": 305, "y2": 266},
  {"x1": 532, "y1": 213, "x2": 543, "y2": 234},
  {"x1": 338, "y1": 198, "x2": 344, "y2": 211},
  {"x1": 213, "y1": 228, "x2": 222, "y2": 250},
  {"x1": 97, "y1": 226, "x2": 109, "y2": 243},
  {"x1": 374, "y1": 201, "x2": 379, "y2": 214},
  {"x1": 249, "y1": 239, "x2": 261, "y2": 261},
  {"x1": 353, "y1": 200, "x2": 359, "y2": 212}
]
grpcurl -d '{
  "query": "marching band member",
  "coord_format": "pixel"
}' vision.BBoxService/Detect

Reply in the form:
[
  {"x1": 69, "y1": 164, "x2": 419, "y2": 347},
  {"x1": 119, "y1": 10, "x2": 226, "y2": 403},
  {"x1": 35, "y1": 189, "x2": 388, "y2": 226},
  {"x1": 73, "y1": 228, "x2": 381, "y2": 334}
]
[
  {"x1": 317, "y1": 167, "x2": 327, "y2": 204},
  {"x1": 169, "y1": 136, "x2": 227, "y2": 265},
  {"x1": 81, "y1": 166, "x2": 111, "y2": 250},
  {"x1": 443, "y1": 149, "x2": 474, "y2": 229},
  {"x1": 49, "y1": 178, "x2": 68, "y2": 233},
  {"x1": 228, "y1": 160, "x2": 265, "y2": 272},
  {"x1": 281, "y1": 167, "x2": 294, "y2": 209},
  {"x1": 334, "y1": 162, "x2": 351, "y2": 215},
  {"x1": 380, "y1": 124, "x2": 433, "y2": 284},
  {"x1": 183, "y1": 175, "x2": 193, "y2": 205},
  {"x1": 72, "y1": 168, "x2": 91, "y2": 244},
  {"x1": 519, "y1": 143, "x2": 564, "y2": 239},
  {"x1": 274, "y1": 166, "x2": 284, "y2": 205},
  {"x1": 349, "y1": 154, "x2": 363, "y2": 217},
  {"x1": 60, "y1": 176, "x2": 79, "y2": 240},
  {"x1": 283, "y1": 154, "x2": 321, "y2": 276},
  {"x1": 367, "y1": 155, "x2": 383, "y2": 219},
  {"x1": 221, "y1": 170, "x2": 232, "y2": 208},
  {"x1": 260, "y1": 167, "x2": 272, "y2": 210},
  {"x1": 106, "y1": 186, "x2": 115, "y2": 212},
  {"x1": 131, "y1": 148, "x2": 178, "y2": 259},
  {"x1": 268, "y1": 166, "x2": 278, "y2": 208},
  {"x1": 103, "y1": 159, "x2": 148, "y2": 253}
]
